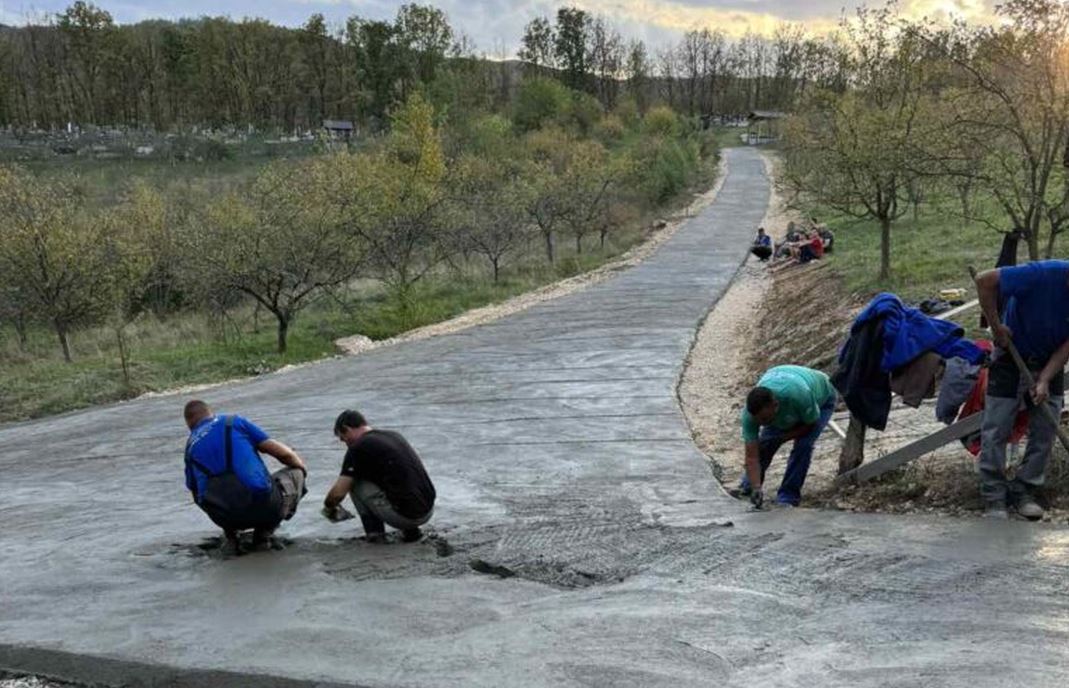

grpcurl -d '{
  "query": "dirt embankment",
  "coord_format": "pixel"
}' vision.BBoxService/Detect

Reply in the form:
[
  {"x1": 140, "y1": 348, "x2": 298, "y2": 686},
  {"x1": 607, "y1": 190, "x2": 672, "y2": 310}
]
[{"x1": 680, "y1": 154, "x2": 1069, "y2": 521}]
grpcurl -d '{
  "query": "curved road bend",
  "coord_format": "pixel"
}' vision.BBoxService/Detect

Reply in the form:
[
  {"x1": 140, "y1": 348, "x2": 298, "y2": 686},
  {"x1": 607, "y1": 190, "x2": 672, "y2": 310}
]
[{"x1": 3, "y1": 148, "x2": 1069, "y2": 688}]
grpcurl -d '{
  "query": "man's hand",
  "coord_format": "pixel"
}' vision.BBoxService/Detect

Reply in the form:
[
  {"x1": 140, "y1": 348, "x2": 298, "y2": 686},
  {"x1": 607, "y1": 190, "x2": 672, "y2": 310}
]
[
  {"x1": 750, "y1": 488, "x2": 765, "y2": 510},
  {"x1": 993, "y1": 323, "x2": 1013, "y2": 349},
  {"x1": 1032, "y1": 378, "x2": 1051, "y2": 406}
]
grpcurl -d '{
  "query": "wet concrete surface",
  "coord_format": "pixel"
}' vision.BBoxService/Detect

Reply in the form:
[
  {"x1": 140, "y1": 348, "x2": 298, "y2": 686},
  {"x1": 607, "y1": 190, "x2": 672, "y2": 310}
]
[{"x1": 4, "y1": 147, "x2": 1069, "y2": 686}]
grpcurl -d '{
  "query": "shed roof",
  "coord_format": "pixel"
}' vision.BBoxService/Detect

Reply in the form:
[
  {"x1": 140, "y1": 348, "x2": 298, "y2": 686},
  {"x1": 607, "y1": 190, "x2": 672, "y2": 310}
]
[{"x1": 748, "y1": 110, "x2": 787, "y2": 121}]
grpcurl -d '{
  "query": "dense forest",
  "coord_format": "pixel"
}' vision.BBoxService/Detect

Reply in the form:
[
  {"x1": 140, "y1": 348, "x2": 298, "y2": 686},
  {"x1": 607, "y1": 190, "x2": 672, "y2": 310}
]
[{"x1": 0, "y1": 1, "x2": 850, "y2": 131}]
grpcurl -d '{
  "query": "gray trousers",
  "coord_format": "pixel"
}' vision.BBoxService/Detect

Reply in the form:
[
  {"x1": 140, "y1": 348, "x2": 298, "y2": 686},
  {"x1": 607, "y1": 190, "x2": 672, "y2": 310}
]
[
  {"x1": 350, "y1": 480, "x2": 431, "y2": 535},
  {"x1": 978, "y1": 376, "x2": 1064, "y2": 504},
  {"x1": 274, "y1": 467, "x2": 306, "y2": 521}
]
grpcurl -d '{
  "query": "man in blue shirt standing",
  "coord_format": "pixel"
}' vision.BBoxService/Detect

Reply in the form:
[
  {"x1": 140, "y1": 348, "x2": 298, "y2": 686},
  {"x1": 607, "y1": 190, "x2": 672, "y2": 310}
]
[
  {"x1": 976, "y1": 260, "x2": 1069, "y2": 520},
  {"x1": 183, "y1": 399, "x2": 308, "y2": 550}
]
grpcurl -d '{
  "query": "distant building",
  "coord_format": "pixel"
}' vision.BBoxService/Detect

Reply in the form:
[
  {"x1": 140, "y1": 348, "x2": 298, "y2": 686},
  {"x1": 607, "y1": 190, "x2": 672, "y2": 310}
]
[
  {"x1": 746, "y1": 111, "x2": 787, "y2": 144},
  {"x1": 322, "y1": 119, "x2": 355, "y2": 141}
]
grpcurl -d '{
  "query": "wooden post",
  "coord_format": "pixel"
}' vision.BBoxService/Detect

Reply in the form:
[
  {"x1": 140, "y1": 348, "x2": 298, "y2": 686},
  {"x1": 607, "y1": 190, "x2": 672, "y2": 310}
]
[{"x1": 837, "y1": 413, "x2": 867, "y2": 475}]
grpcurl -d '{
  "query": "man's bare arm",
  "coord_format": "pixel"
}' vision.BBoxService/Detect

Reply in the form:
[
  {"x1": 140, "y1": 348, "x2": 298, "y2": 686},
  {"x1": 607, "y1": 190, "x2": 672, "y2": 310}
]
[
  {"x1": 744, "y1": 441, "x2": 761, "y2": 490},
  {"x1": 324, "y1": 476, "x2": 354, "y2": 508},
  {"x1": 257, "y1": 439, "x2": 307, "y2": 474},
  {"x1": 976, "y1": 269, "x2": 1012, "y2": 348}
]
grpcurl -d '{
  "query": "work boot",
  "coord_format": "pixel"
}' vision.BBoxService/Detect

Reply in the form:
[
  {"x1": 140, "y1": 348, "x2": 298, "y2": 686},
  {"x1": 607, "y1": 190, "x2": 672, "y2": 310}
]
[
  {"x1": 222, "y1": 530, "x2": 245, "y2": 556},
  {"x1": 983, "y1": 499, "x2": 1008, "y2": 520},
  {"x1": 1015, "y1": 493, "x2": 1045, "y2": 521},
  {"x1": 251, "y1": 528, "x2": 279, "y2": 551},
  {"x1": 365, "y1": 531, "x2": 387, "y2": 544},
  {"x1": 401, "y1": 527, "x2": 423, "y2": 543}
]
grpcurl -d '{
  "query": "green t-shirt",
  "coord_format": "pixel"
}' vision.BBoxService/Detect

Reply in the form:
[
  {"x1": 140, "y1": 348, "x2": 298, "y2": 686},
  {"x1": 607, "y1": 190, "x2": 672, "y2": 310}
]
[{"x1": 741, "y1": 365, "x2": 835, "y2": 442}]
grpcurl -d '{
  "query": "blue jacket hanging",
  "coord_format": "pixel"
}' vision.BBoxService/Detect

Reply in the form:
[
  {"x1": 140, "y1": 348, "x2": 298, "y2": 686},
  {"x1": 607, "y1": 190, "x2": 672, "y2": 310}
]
[{"x1": 850, "y1": 293, "x2": 985, "y2": 373}]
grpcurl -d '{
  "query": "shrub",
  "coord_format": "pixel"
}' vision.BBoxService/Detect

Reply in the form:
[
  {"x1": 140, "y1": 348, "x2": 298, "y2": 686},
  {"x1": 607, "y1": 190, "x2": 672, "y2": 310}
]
[
  {"x1": 513, "y1": 77, "x2": 572, "y2": 132},
  {"x1": 594, "y1": 114, "x2": 626, "y2": 143},
  {"x1": 643, "y1": 105, "x2": 680, "y2": 138},
  {"x1": 567, "y1": 92, "x2": 603, "y2": 135}
]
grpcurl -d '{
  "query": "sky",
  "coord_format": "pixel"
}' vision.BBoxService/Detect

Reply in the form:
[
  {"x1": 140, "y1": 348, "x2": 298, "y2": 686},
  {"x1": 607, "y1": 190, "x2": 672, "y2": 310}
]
[{"x1": 0, "y1": 0, "x2": 1000, "y2": 53}]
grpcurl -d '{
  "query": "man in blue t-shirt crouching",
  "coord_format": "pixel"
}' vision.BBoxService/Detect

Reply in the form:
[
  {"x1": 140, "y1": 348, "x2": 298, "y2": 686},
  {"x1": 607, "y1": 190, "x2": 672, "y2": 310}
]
[
  {"x1": 183, "y1": 399, "x2": 308, "y2": 550},
  {"x1": 976, "y1": 260, "x2": 1069, "y2": 520}
]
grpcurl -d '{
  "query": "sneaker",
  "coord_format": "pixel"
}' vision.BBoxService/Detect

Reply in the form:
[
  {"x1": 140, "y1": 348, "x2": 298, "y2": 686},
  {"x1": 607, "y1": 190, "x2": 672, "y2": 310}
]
[
  {"x1": 983, "y1": 500, "x2": 1008, "y2": 519},
  {"x1": 1016, "y1": 494, "x2": 1045, "y2": 521},
  {"x1": 401, "y1": 527, "x2": 423, "y2": 543}
]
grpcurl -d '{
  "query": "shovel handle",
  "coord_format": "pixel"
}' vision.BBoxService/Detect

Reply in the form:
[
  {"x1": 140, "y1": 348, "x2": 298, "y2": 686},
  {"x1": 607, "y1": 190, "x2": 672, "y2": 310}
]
[{"x1": 969, "y1": 266, "x2": 1069, "y2": 454}]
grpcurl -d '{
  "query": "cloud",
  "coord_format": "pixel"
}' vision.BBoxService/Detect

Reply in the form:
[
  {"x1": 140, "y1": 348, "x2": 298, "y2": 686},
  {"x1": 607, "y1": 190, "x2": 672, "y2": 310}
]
[{"x1": 0, "y1": 0, "x2": 1003, "y2": 51}]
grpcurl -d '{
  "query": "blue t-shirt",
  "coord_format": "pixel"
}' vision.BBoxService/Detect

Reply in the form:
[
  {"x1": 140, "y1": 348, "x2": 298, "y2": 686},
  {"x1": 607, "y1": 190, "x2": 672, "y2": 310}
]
[
  {"x1": 754, "y1": 233, "x2": 772, "y2": 248},
  {"x1": 1001, "y1": 260, "x2": 1069, "y2": 362},
  {"x1": 184, "y1": 415, "x2": 272, "y2": 501}
]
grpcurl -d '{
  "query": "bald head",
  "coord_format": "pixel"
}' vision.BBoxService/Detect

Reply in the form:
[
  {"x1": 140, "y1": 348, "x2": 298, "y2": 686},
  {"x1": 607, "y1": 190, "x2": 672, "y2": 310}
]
[{"x1": 183, "y1": 399, "x2": 212, "y2": 430}]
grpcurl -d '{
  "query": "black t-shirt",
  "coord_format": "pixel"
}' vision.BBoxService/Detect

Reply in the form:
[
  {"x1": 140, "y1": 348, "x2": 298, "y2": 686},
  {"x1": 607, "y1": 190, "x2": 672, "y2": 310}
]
[{"x1": 341, "y1": 429, "x2": 436, "y2": 518}]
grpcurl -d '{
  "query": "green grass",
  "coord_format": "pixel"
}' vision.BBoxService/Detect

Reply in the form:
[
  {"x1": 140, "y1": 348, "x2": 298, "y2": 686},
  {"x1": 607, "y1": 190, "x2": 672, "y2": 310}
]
[
  {"x1": 707, "y1": 125, "x2": 748, "y2": 150},
  {"x1": 818, "y1": 197, "x2": 1069, "y2": 304}
]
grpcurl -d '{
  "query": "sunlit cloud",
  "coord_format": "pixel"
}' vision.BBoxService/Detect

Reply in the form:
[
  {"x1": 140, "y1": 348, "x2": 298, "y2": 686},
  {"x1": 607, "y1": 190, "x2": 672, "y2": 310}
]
[{"x1": 0, "y1": 0, "x2": 1005, "y2": 48}]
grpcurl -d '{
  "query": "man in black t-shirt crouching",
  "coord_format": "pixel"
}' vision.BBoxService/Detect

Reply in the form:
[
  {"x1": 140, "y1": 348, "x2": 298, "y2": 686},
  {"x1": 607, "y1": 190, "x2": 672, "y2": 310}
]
[{"x1": 323, "y1": 409, "x2": 436, "y2": 543}]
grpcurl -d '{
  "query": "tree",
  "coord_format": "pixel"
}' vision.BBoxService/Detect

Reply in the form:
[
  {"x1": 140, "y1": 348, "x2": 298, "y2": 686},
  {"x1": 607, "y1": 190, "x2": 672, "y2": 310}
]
[
  {"x1": 300, "y1": 13, "x2": 331, "y2": 125},
  {"x1": 624, "y1": 39, "x2": 650, "y2": 112},
  {"x1": 452, "y1": 155, "x2": 529, "y2": 282},
  {"x1": 588, "y1": 17, "x2": 623, "y2": 109},
  {"x1": 521, "y1": 128, "x2": 578, "y2": 264},
  {"x1": 519, "y1": 16, "x2": 556, "y2": 73},
  {"x1": 105, "y1": 181, "x2": 164, "y2": 387},
  {"x1": 56, "y1": 1, "x2": 115, "y2": 123},
  {"x1": 559, "y1": 140, "x2": 617, "y2": 253},
  {"x1": 394, "y1": 4, "x2": 454, "y2": 88},
  {"x1": 183, "y1": 158, "x2": 365, "y2": 354},
  {"x1": 921, "y1": 0, "x2": 1069, "y2": 259},
  {"x1": 554, "y1": 7, "x2": 591, "y2": 92},
  {"x1": 0, "y1": 166, "x2": 115, "y2": 362},
  {"x1": 343, "y1": 93, "x2": 450, "y2": 309},
  {"x1": 781, "y1": 7, "x2": 925, "y2": 281},
  {"x1": 513, "y1": 76, "x2": 571, "y2": 131},
  {"x1": 347, "y1": 18, "x2": 402, "y2": 126}
]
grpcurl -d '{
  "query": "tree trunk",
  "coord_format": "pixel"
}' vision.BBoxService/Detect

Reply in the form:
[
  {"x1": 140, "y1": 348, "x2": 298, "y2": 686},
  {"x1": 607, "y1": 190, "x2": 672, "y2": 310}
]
[
  {"x1": 543, "y1": 230, "x2": 555, "y2": 264},
  {"x1": 1026, "y1": 227, "x2": 1040, "y2": 261},
  {"x1": 1045, "y1": 228, "x2": 1059, "y2": 260},
  {"x1": 13, "y1": 313, "x2": 28, "y2": 352},
  {"x1": 492, "y1": 257, "x2": 500, "y2": 283},
  {"x1": 600, "y1": 228, "x2": 608, "y2": 249},
  {"x1": 837, "y1": 413, "x2": 867, "y2": 476},
  {"x1": 879, "y1": 215, "x2": 891, "y2": 281},
  {"x1": 54, "y1": 322, "x2": 72, "y2": 363},
  {"x1": 115, "y1": 324, "x2": 131, "y2": 389},
  {"x1": 276, "y1": 315, "x2": 290, "y2": 354},
  {"x1": 575, "y1": 233, "x2": 583, "y2": 254}
]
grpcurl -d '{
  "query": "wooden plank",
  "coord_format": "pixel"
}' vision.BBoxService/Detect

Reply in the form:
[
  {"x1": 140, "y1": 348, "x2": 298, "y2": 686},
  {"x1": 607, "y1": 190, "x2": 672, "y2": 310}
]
[
  {"x1": 934, "y1": 299, "x2": 979, "y2": 322},
  {"x1": 835, "y1": 413, "x2": 983, "y2": 486}
]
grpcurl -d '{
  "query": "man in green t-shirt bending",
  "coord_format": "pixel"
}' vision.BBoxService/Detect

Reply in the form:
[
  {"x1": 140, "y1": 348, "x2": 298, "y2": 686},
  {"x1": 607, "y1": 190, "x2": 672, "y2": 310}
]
[{"x1": 734, "y1": 365, "x2": 838, "y2": 508}]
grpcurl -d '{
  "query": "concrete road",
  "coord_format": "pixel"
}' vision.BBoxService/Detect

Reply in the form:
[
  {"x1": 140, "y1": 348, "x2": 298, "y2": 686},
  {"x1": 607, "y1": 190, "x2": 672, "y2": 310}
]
[{"x1": 3, "y1": 147, "x2": 1069, "y2": 688}]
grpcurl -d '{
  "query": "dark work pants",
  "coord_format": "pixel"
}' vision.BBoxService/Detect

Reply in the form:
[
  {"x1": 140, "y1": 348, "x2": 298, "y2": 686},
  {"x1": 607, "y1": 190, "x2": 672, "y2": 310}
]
[{"x1": 739, "y1": 396, "x2": 837, "y2": 505}]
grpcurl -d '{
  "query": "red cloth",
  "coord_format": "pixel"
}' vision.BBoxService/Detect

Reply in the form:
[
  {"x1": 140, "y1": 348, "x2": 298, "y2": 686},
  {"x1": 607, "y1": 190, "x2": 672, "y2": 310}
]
[
  {"x1": 959, "y1": 339, "x2": 1028, "y2": 456},
  {"x1": 810, "y1": 235, "x2": 825, "y2": 259}
]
